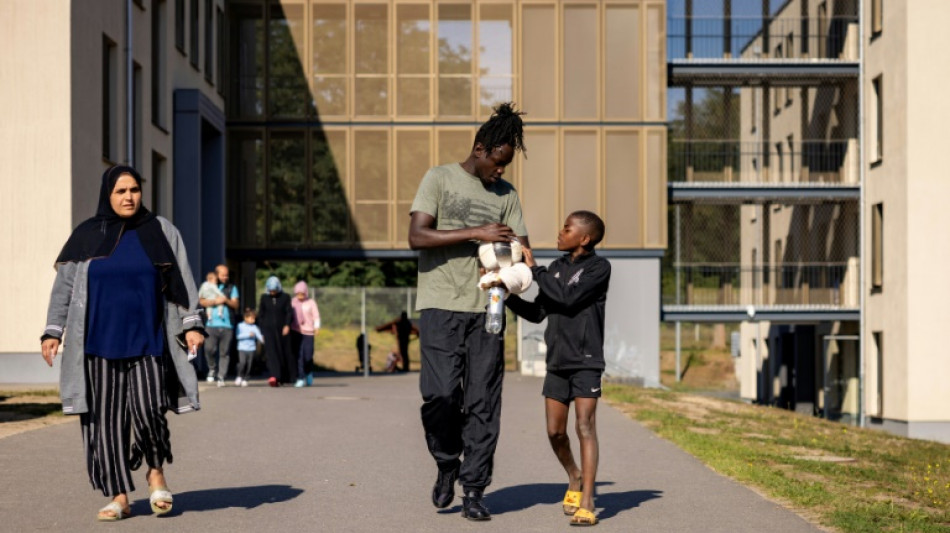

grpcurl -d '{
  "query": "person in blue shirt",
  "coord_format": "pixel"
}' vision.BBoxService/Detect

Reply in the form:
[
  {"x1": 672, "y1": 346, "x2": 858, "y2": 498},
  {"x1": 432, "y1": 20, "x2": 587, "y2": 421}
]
[
  {"x1": 199, "y1": 264, "x2": 239, "y2": 386},
  {"x1": 235, "y1": 308, "x2": 265, "y2": 387},
  {"x1": 41, "y1": 165, "x2": 206, "y2": 521}
]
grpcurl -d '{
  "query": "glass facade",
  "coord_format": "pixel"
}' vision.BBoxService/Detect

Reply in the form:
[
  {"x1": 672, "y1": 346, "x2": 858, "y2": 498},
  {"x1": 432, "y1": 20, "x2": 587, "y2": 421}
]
[{"x1": 227, "y1": 0, "x2": 667, "y2": 251}]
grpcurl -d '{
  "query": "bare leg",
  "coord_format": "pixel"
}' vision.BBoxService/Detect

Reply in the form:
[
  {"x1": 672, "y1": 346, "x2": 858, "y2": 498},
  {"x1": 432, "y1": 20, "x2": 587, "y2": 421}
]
[
  {"x1": 574, "y1": 397, "x2": 599, "y2": 511},
  {"x1": 147, "y1": 467, "x2": 171, "y2": 510},
  {"x1": 546, "y1": 398, "x2": 582, "y2": 492}
]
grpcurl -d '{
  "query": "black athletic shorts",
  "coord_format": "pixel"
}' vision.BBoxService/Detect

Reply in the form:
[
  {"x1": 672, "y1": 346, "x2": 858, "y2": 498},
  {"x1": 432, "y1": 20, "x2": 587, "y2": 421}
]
[{"x1": 542, "y1": 369, "x2": 603, "y2": 404}]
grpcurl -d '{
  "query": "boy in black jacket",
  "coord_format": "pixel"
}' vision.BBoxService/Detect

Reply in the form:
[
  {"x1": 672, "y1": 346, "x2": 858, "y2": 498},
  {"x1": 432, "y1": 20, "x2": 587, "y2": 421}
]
[{"x1": 506, "y1": 210, "x2": 610, "y2": 526}]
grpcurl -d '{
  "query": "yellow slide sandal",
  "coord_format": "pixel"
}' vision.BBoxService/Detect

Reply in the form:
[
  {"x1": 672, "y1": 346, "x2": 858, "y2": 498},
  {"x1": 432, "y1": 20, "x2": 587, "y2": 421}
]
[
  {"x1": 570, "y1": 508, "x2": 599, "y2": 526},
  {"x1": 563, "y1": 490, "x2": 582, "y2": 515}
]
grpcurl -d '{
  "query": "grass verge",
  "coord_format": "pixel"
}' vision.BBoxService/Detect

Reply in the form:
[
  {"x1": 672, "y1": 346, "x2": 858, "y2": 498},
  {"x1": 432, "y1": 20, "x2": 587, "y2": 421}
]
[
  {"x1": 604, "y1": 384, "x2": 950, "y2": 533},
  {"x1": 0, "y1": 389, "x2": 62, "y2": 423}
]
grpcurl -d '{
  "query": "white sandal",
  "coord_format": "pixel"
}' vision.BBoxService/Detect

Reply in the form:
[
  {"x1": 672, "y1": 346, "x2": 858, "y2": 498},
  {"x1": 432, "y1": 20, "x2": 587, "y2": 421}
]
[
  {"x1": 97, "y1": 501, "x2": 130, "y2": 521},
  {"x1": 148, "y1": 486, "x2": 174, "y2": 515}
]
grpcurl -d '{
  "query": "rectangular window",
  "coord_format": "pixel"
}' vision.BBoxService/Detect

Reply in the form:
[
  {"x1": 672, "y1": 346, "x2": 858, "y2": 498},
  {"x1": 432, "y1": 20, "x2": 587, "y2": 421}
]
[
  {"x1": 216, "y1": 6, "x2": 225, "y2": 94},
  {"x1": 204, "y1": 0, "x2": 213, "y2": 82},
  {"x1": 268, "y1": 2, "x2": 310, "y2": 118},
  {"x1": 563, "y1": 130, "x2": 599, "y2": 217},
  {"x1": 872, "y1": 202, "x2": 883, "y2": 289},
  {"x1": 355, "y1": 4, "x2": 390, "y2": 117},
  {"x1": 175, "y1": 0, "x2": 185, "y2": 53},
  {"x1": 312, "y1": 129, "x2": 350, "y2": 243},
  {"x1": 352, "y1": 129, "x2": 390, "y2": 243},
  {"x1": 520, "y1": 129, "x2": 558, "y2": 247},
  {"x1": 775, "y1": 142, "x2": 784, "y2": 182},
  {"x1": 478, "y1": 4, "x2": 513, "y2": 118},
  {"x1": 229, "y1": 2, "x2": 264, "y2": 118},
  {"x1": 787, "y1": 135, "x2": 794, "y2": 181},
  {"x1": 151, "y1": 151, "x2": 170, "y2": 220},
  {"x1": 313, "y1": 3, "x2": 348, "y2": 117},
  {"x1": 228, "y1": 130, "x2": 265, "y2": 246},
  {"x1": 396, "y1": 4, "x2": 431, "y2": 117},
  {"x1": 133, "y1": 62, "x2": 142, "y2": 168},
  {"x1": 269, "y1": 131, "x2": 307, "y2": 244},
  {"x1": 151, "y1": 0, "x2": 167, "y2": 129},
  {"x1": 872, "y1": 75, "x2": 883, "y2": 162},
  {"x1": 562, "y1": 4, "x2": 598, "y2": 118},
  {"x1": 785, "y1": 34, "x2": 794, "y2": 105},
  {"x1": 817, "y1": 2, "x2": 827, "y2": 57},
  {"x1": 873, "y1": 331, "x2": 883, "y2": 415},
  {"x1": 605, "y1": 4, "x2": 641, "y2": 119},
  {"x1": 605, "y1": 130, "x2": 641, "y2": 246},
  {"x1": 102, "y1": 35, "x2": 117, "y2": 161},
  {"x1": 395, "y1": 130, "x2": 431, "y2": 242},
  {"x1": 437, "y1": 3, "x2": 472, "y2": 117},
  {"x1": 190, "y1": 0, "x2": 199, "y2": 69},
  {"x1": 872, "y1": 0, "x2": 883, "y2": 36},
  {"x1": 521, "y1": 5, "x2": 556, "y2": 119}
]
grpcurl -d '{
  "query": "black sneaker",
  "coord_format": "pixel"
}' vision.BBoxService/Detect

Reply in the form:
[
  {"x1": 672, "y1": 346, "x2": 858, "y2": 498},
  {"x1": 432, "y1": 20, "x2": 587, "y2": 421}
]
[
  {"x1": 431, "y1": 468, "x2": 458, "y2": 508},
  {"x1": 461, "y1": 490, "x2": 491, "y2": 521}
]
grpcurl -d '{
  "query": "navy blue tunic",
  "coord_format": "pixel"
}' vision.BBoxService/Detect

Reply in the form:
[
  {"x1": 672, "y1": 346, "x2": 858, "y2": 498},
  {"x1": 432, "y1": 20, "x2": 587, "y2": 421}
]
[{"x1": 85, "y1": 229, "x2": 165, "y2": 359}]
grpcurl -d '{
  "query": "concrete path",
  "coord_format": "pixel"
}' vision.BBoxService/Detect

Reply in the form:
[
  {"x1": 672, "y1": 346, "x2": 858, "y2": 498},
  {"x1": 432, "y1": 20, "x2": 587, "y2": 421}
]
[{"x1": 0, "y1": 372, "x2": 823, "y2": 532}]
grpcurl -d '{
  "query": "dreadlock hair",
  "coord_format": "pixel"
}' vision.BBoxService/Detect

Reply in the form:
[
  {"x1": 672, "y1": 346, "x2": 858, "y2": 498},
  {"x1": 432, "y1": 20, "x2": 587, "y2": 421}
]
[
  {"x1": 570, "y1": 210, "x2": 606, "y2": 249},
  {"x1": 473, "y1": 102, "x2": 527, "y2": 156}
]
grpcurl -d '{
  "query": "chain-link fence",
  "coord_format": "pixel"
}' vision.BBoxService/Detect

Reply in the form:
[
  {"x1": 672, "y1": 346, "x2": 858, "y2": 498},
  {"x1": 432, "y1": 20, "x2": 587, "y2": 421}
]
[
  {"x1": 665, "y1": 203, "x2": 859, "y2": 308},
  {"x1": 304, "y1": 287, "x2": 519, "y2": 373}
]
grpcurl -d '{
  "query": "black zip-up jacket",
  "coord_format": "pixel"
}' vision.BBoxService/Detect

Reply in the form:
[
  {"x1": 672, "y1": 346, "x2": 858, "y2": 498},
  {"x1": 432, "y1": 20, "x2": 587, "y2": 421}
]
[{"x1": 506, "y1": 251, "x2": 611, "y2": 371}]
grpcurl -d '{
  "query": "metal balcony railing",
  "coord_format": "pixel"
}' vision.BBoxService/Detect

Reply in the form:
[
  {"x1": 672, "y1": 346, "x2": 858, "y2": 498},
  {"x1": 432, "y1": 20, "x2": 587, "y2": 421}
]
[
  {"x1": 668, "y1": 16, "x2": 859, "y2": 61},
  {"x1": 669, "y1": 139, "x2": 859, "y2": 184},
  {"x1": 663, "y1": 260, "x2": 859, "y2": 307}
]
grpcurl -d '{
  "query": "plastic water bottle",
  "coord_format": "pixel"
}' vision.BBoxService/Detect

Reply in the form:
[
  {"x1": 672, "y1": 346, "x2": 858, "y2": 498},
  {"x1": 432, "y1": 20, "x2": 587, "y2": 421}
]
[{"x1": 486, "y1": 286, "x2": 506, "y2": 334}]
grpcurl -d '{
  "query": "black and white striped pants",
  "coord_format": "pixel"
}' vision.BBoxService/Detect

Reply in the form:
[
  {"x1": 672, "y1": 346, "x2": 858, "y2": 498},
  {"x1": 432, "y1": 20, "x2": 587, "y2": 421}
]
[{"x1": 81, "y1": 354, "x2": 173, "y2": 497}]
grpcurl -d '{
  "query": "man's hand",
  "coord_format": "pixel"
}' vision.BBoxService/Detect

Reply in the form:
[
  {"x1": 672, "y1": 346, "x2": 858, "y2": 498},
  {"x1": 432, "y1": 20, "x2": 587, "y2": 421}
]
[
  {"x1": 282, "y1": 326, "x2": 290, "y2": 336},
  {"x1": 185, "y1": 330, "x2": 204, "y2": 353},
  {"x1": 470, "y1": 223, "x2": 516, "y2": 243},
  {"x1": 215, "y1": 296, "x2": 227, "y2": 305},
  {"x1": 41, "y1": 338, "x2": 60, "y2": 367}
]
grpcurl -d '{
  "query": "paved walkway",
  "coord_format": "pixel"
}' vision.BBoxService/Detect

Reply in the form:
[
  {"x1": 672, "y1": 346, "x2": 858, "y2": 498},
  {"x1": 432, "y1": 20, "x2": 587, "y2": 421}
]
[{"x1": 0, "y1": 373, "x2": 823, "y2": 532}]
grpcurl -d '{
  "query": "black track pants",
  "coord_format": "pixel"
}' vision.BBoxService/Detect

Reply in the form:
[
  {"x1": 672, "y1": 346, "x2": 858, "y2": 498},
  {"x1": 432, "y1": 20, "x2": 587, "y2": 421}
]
[{"x1": 419, "y1": 309, "x2": 505, "y2": 491}]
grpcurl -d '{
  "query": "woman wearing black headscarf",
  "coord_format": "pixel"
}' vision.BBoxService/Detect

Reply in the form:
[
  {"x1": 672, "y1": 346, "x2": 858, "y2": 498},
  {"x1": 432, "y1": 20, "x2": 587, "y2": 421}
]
[{"x1": 40, "y1": 165, "x2": 206, "y2": 521}]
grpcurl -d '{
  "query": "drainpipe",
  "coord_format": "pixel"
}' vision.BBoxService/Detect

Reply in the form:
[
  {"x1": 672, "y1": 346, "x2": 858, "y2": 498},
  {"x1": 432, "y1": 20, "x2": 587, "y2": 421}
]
[
  {"x1": 857, "y1": 0, "x2": 866, "y2": 428},
  {"x1": 125, "y1": 0, "x2": 133, "y2": 167}
]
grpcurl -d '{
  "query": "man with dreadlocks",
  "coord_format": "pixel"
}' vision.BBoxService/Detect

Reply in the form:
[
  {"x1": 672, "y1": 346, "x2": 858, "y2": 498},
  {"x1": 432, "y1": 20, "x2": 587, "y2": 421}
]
[{"x1": 409, "y1": 102, "x2": 530, "y2": 521}]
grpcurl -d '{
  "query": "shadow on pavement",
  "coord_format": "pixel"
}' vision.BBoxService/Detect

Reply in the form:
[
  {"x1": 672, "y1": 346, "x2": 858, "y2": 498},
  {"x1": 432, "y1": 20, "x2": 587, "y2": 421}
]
[
  {"x1": 130, "y1": 484, "x2": 304, "y2": 516},
  {"x1": 594, "y1": 489, "x2": 662, "y2": 519},
  {"x1": 439, "y1": 482, "x2": 660, "y2": 519}
]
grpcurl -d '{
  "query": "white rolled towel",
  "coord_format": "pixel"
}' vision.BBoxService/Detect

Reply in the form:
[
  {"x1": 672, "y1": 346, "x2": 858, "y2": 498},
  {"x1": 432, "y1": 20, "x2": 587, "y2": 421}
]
[
  {"x1": 477, "y1": 271, "x2": 501, "y2": 290},
  {"x1": 510, "y1": 239, "x2": 523, "y2": 263},
  {"x1": 478, "y1": 240, "x2": 525, "y2": 270},
  {"x1": 497, "y1": 262, "x2": 533, "y2": 295},
  {"x1": 478, "y1": 243, "x2": 499, "y2": 270}
]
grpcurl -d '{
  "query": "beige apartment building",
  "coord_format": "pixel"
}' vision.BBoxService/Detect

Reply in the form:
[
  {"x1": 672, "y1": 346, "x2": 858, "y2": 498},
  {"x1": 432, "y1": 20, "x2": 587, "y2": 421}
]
[
  {"x1": 666, "y1": 0, "x2": 950, "y2": 442},
  {"x1": 0, "y1": 0, "x2": 226, "y2": 379},
  {"x1": 861, "y1": 0, "x2": 950, "y2": 442},
  {"x1": 1, "y1": 0, "x2": 667, "y2": 386}
]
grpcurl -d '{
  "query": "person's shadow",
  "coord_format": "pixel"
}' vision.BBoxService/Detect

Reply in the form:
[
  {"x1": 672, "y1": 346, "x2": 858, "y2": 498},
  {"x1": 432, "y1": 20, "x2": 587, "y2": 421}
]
[
  {"x1": 130, "y1": 484, "x2": 304, "y2": 516},
  {"x1": 441, "y1": 482, "x2": 661, "y2": 519}
]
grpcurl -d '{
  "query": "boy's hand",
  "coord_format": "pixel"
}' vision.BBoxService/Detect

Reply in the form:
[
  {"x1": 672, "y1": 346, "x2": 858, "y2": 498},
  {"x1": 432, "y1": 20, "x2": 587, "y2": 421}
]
[{"x1": 522, "y1": 246, "x2": 536, "y2": 267}]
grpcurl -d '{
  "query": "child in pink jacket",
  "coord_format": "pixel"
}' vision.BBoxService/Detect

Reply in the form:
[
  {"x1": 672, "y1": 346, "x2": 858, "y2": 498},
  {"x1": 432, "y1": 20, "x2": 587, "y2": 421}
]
[{"x1": 290, "y1": 281, "x2": 321, "y2": 387}]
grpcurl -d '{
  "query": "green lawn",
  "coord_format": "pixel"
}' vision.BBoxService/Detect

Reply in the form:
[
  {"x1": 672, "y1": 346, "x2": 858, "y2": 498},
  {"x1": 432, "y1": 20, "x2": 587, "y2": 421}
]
[{"x1": 605, "y1": 384, "x2": 950, "y2": 532}]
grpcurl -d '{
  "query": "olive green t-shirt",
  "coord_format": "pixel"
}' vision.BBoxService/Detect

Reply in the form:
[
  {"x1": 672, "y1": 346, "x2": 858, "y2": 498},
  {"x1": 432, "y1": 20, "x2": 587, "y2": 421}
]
[{"x1": 410, "y1": 163, "x2": 528, "y2": 313}]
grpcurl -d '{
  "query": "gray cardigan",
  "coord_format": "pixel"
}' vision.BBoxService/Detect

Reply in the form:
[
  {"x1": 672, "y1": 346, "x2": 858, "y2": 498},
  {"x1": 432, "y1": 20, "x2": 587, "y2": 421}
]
[{"x1": 43, "y1": 217, "x2": 204, "y2": 415}]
